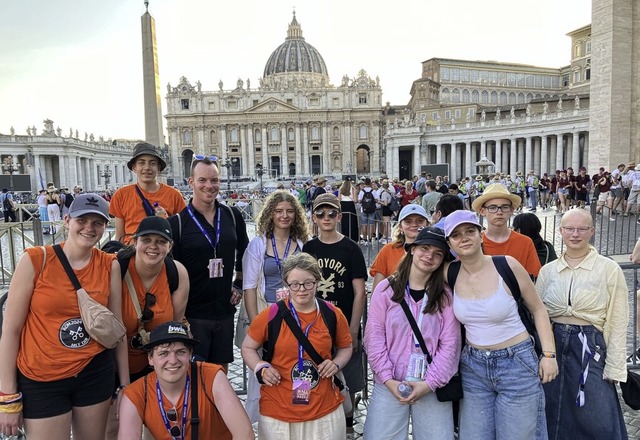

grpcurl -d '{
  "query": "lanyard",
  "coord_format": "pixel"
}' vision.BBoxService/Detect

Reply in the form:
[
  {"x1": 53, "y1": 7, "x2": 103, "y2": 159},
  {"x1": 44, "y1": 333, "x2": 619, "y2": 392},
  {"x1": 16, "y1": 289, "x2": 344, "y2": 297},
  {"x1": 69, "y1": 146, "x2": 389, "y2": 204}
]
[
  {"x1": 289, "y1": 299, "x2": 320, "y2": 371},
  {"x1": 186, "y1": 204, "x2": 221, "y2": 258},
  {"x1": 405, "y1": 285, "x2": 427, "y2": 350},
  {"x1": 575, "y1": 331, "x2": 593, "y2": 407},
  {"x1": 270, "y1": 235, "x2": 292, "y2": 277},
  {"x1": 156, "y1": 374, "x2": 190, "y2": 440}
]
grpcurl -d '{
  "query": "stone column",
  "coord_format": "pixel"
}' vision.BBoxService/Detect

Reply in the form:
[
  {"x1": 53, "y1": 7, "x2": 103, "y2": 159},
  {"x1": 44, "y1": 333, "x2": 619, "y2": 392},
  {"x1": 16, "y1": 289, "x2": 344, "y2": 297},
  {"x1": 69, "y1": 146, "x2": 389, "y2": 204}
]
[
  {"x1": 436, "y1": 143, "x2": 443, "y2": 164},
  {"x1": 240, "y1": 125, "x2": 248, "y2": 176},
  {"x1": 246, "y1": 125, "x2": 254, "y2": 178},
  {"x1": 261, "y1": 125, "x2": 269, "y2": 176},
  {"x1": 219, "y1": 126, "x2": 229, "y2": 180},
  {"x1": 509, "y1": 139, "x2": 517, "y2": 176},
  {"x1": 572, "y1": 131, "x2": 581, "y2": 170},
  {"x1": 480, "y1": 140, "x2": 487, "y2": 159},
  {"x1": 414, "y1": 144, "x2": 421, "y2": 176},
  {"x1": 301, "y1": 124, "x2": 309, "y2": 175},
  {"x1": 322, "y1": 123, "x2": 330, "y2": 176},
  {"x1": 550, "y1": 136, "x2": 558, "y2": 172},
  {"x1": 464, "y1": 142, "x2": 471, "y2": 178},
  {"x1": 281, "y1": 125, "x2": 288, "y2": 178},
  {"x1": 517, "y1": 139, "x2": 525, "y2": 174},
  {"x1": 533, "y1": 138, "x2": 541, "y2": 176},
  {"x1": 295, "y1": 124, "x2": 302, "y2": 178},
  {"x1": 525, "y1": 137, "x2": 532, "y2": 174},
  {"x1": 450, "y1": 144, "x2": 458, "y2": 182},
  {"x1": 495, "y1": 140, "x2": 502, "y2": 174},
  {"x1": 540, "y1": 136, "x2": 548, "y2": 176},
  {"x1": 582, "y1": 133, "x2": 589, "y2": 169},
  {"x1": 392, "y1": 145, "x2": 400, "y2": 178},
  {"x1": 89, "y1": 159, "x2": 96, "y2": 190},
  {"x1": 556, "y1": 134, "x2": 564, "y2": 171}
]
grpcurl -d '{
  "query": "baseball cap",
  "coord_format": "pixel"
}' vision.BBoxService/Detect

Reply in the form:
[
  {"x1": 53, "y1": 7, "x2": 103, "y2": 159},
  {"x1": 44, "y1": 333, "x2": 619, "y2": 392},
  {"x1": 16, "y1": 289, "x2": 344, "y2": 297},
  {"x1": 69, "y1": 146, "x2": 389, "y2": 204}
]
[
  {"x1": 404, "y1": 226, "x2": 451, "y2": 259},
  {"x1": 142, "y1": 321, "x2": 199, "y2": 350},
  {"x1": 444, "y1": 210, "x2": 482, "y2": 238},
  {"x1": 127, "y1": 142, "x2": 167, "y2": 171},
  {"x1": 398, "y1": 204, "x2": 429, "y2": 222},
  {"x1": 313, "y1": 193, "x2": 341, "y2": 211},
  {"x1": 68, "y1": 193, "x2": 110, "y2": 222},
  {"x1": 133, "y1": 216, "x2": 173, "y2": 241}
]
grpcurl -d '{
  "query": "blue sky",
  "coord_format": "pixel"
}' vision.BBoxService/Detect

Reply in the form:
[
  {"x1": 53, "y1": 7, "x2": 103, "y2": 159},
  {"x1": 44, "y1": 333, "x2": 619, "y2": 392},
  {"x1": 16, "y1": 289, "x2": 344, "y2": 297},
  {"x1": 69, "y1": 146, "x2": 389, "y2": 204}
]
[{"x1": 0, "y1": 0, "x2": 591, "y2": 141}]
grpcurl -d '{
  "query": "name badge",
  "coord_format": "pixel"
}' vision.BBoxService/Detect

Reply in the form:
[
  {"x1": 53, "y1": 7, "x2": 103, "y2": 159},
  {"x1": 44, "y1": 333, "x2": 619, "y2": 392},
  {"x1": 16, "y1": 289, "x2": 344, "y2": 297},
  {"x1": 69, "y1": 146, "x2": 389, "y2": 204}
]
[
  {"x1": 406, "y1": 351, "x2": 428, "y2": 382},
  {"x1": 292, "y1": 379, "x2": 311, "y2": 405},
  {"x1": 209, "y1": 258, "x2": 224, "y2": 278}
]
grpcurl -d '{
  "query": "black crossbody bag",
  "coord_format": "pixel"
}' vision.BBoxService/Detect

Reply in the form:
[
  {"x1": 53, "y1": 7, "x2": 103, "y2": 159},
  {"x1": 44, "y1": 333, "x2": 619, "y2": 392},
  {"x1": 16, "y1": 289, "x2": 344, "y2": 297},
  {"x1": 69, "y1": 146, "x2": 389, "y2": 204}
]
[{"x1": 399, "y1": 299, "x2": 463, "y2": 402}]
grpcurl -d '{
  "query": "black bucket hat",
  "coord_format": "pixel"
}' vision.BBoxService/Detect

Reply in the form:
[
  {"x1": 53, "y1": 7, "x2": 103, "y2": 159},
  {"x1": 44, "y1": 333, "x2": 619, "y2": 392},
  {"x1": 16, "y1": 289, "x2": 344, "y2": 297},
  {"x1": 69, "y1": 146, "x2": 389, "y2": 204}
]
[
  {"x1": 404, "y1": 226, "x2": 452, "y2": 260},
  {"x1": 127, "y1": 142, "x2": 167, "y2": 171}
]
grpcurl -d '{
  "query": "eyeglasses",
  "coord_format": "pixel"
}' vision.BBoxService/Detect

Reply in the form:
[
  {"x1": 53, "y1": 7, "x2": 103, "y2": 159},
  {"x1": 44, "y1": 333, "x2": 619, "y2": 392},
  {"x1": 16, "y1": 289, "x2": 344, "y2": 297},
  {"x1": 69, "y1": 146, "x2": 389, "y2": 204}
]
[
  {"x1": 286, "y1": 281, "x2": 317, "y2": 291},
  {"x1": 166, "y1": 408, "x2": 181, "y2": 438},
  {"x1": 561, "y1": 226, "x2": 593, "y2": 235},
  {"x1": 192, "y1": 155, "x2": 218, "y2": 163},
  {"x1": 483, "y1": 204, "x2": 513, "y2": 213},
  {"x1": 140, "y1": 293, "x2": 156, "y2": 323},
  {"x1": 313, "y1": 209, "x2": 339, "y2": 219}
]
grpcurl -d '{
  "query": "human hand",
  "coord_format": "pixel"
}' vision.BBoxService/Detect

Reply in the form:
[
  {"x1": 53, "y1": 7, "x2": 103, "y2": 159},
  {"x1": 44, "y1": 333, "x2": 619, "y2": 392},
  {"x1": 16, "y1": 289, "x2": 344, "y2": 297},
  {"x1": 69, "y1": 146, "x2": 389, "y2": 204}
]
[
  {"x1": 317, "y1": 359, "x2": 340, "y2": 379},
  {"x1": 0, "y1": 412, "x2": 23, "y2": 438},
  {"x1": 260, "y1": 366, "x2": 281, "y2": 386},
  {"x1": 230, "y1": 286, "x2": 242, "y2": 305},
  {"x1": 539, "y1": 357, "x2": 558, "y2": 383},
  {"x1": 384, "y1": 379, "x2": 406, "y2": 401},
  {"x1": 401, "y1": 380, "x2": 432, "y2": 404}
]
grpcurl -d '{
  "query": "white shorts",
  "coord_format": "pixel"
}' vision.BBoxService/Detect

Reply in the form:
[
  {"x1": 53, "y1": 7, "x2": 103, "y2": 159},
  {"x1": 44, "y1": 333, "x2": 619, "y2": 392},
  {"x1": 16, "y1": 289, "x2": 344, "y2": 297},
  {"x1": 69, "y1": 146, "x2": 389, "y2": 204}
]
[
  {"x1": 258, "y1": 405, "x2": 345, "y2": 440},
  {"x1": 598, "y1": 191, "x2": 610, "y2": 202}
]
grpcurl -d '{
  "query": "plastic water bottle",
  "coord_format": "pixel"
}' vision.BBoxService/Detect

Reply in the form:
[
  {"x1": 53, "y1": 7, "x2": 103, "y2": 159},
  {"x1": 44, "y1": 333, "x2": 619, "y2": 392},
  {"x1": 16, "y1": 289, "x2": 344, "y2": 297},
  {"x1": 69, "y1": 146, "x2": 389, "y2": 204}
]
[
  {"x1": 153, "y1": 202, "x2": 168, "y2": 219},
  {"x1": 397, "y1": 382, "x2": 413, "y2": 398}
]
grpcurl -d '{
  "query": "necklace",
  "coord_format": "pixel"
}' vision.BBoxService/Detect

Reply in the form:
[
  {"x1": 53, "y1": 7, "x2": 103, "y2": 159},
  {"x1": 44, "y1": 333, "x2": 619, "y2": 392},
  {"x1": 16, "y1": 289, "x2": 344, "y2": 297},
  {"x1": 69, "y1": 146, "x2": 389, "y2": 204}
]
[{"x1": 564, "y1": 249, "x2": 590, "y2": 260}]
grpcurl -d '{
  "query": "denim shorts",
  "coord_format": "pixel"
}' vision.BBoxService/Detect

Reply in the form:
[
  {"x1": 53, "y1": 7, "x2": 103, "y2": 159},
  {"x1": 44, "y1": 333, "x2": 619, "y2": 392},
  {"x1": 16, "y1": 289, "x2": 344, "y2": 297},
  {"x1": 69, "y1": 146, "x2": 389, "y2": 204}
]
[
  {"x1": 544, "y1": 324, "x2": 627, "y2": 440},
  {"x1": 459, "y1": 338, "x2": 547, "y2": 440},
  {"x1": 360, "y1": 212, "x2": 376, "y2": 225}
]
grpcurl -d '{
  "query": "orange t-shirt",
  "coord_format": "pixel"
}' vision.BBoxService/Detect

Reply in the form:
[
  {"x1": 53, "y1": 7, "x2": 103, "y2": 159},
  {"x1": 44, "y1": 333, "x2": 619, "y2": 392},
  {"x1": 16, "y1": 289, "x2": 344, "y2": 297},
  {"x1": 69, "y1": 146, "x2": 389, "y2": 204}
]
[
  {"x1": 481, "y1": 230, "x2": 542, "y2": 277},
  {"x1": 17, "y1": 245, "x2": 115, "y2": 381},
  {"x1": 109, "y1": 184, "x2": 186, "y2": 243},
  {"x1": 369, "y1": 242, "x2": 406, "y2": 278},
  {"x1": 247, "y1": 299, "x2": 352, "y2": 423},
  {"x1": 122, "y1": 257, "x2": 175, "y2": 374},
  {"x1": 124, "y1": 362, "x2": 231, "y2": 440}
]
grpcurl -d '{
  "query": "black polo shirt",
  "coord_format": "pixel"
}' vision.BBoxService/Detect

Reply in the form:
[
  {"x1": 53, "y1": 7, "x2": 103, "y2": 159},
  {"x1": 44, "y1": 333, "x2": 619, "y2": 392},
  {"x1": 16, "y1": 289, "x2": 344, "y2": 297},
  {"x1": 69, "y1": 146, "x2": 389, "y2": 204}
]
[{"x1": 169, "y1": 200, "x2": 249, "y2": 319}]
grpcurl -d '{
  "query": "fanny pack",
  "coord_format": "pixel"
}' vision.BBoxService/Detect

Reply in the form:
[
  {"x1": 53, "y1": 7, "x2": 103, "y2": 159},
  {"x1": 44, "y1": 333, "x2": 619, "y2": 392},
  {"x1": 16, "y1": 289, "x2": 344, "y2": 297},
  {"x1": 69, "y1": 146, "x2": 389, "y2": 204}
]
[{"x1": 53, "y1": 245, "x2": 126, "y2": 349}]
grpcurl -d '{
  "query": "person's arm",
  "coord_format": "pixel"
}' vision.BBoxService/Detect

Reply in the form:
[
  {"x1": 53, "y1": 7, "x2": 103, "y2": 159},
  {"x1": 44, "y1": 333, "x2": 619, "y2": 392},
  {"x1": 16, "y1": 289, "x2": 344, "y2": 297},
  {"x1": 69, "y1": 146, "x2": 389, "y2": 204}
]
[
  {"x1": 108, "y1": 259, "x2": 130, "y2": 389},
  {"x1": 371, "y1": 273, "x2": 385, "y2": 293},
  {"x1": 349, "y1": 278, "x2": 366, "y2": 349},
  {"x1": 115, "y1": 217, "x2": 126, "y2": 243},
  {"x1": 116, "y1": 395, "x2": 143, "y2": 440},
  {"x1": 0, "y1": 253, "x2": 36, "y2": 435},
  {"x1": 602, "y1": 265, "x2": 630, "y2": 382},
  {"x1": 631, "y1": 239, "x2": 640, "y2": 265},
  {"x1": 211, "y1": 370, "x2": 254, "y2": 440},
  {"x1": 171, "y1": 261, "x2": 189, "y2": 321},
  {"x1": 241, "y1": 334, "x2": 281, "y2": 386},
  {"x1": 241, "y1": 239, "x2": 262, "y2": 322},
  {"x1": 507, "y1": 256, "x2": 558, "y2": 384}
]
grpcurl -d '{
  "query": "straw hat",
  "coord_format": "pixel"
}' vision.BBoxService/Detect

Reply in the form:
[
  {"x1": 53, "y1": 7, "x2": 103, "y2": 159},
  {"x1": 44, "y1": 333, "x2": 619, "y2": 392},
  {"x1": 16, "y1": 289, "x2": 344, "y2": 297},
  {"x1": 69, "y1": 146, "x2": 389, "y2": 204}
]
[{"x1": 471, "y1": 183, "x2": 522, "y2": 212}]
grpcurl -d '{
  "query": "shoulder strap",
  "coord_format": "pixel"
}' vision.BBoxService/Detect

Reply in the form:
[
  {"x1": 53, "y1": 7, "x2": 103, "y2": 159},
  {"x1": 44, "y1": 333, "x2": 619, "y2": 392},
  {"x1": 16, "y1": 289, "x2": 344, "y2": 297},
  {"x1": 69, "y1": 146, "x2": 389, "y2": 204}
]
[
  {"x1": 165, "y1": 257, "x2": 179, "y2": 293},
  {"x1": 447, "y1": 261, "x2": 461, "y2": 290},
  {"x1": 220, "y1": 203, "x2": 237, "y2": 230},
  {"x1": 191, "y1": 361, "x2": 199, "y2": 440},
  {"x1": 399, "y1": 299, "x2": 433, "y2": 363},
  {"x1": 263, "y1": 302, "x2": 283, "y2": 363},
  {"x1": 317, "y1": 300, "x2": 337, "y2": 349},
  {"x1": 123, "y1": 272, "x2": 143, "y2": 319},
  {"x1": 52, "y1": 244, "x2": 82, "y2": 290},
  {"x1": 134, "y1": 185, "x2": 155, "y2": 217},
  {"x1": 117, "y1": 254, "x2": 131, "y2": 280},
  {"x1": 491, "y1": 256, "x2": 521, "y2": 301}
]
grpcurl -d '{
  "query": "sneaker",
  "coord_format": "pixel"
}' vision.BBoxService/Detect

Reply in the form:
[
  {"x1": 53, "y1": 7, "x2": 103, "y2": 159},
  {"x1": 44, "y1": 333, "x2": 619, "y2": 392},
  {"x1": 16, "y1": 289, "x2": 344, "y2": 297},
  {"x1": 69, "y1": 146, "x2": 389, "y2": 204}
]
[
  {"x1": 358, "y1": 239, "x2": 367, "y2": 245},
  {"x1": 623, "y1": 212, "x2": 629, "y2": 217},
  {"x1": 609, "y1": 217, "x2": 616, "y2": 221}
]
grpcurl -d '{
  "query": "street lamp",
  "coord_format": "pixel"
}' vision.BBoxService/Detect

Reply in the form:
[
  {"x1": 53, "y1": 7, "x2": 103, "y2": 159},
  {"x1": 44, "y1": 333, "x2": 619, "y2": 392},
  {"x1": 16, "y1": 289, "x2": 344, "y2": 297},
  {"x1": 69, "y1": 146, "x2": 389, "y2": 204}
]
[
  {"x1": 222, "y1": 157, "x2": 232, "y2": 191},
  {"x1": 1, "y1": 157, "x2": 19, "y2": 190},
  {"x1": 100, "y1": 165, "x2": 112, "y2": 189},
  {"x1": 255, "y1": 163, "x2": 264, "y2": 192}
]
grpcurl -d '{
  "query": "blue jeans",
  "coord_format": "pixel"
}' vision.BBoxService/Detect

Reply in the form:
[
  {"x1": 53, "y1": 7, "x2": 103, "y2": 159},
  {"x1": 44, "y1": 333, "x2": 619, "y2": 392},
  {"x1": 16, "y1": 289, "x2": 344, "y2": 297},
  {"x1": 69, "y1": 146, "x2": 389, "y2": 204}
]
[
  {"x1": 544, "y1": 324, "x2": 627, "y2": 440},
  {"x1": 364, "y1": 383, "x2": 454, "y2": 440},
  {"x1": 528, "y1": 190, "x2": 537, "y2": 210},
  {"x1": 459, "y1": 338, "x2": 547, "y2": 440}
]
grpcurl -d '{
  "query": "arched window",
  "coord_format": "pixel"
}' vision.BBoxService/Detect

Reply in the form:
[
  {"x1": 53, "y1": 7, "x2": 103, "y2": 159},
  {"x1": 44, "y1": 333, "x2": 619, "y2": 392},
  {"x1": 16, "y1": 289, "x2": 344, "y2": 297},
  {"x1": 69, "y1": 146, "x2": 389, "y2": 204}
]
[
  {"x1": 471, "y1": 90, "x2": 479, "y2": 103},
  {"x1": 333, "y1": 126, "x2": 340, "y2": 140},
  {"x1": 499, "y1": 92, "x2": 507, "y2": 105},
  {"x1": 481, "y1": 90, "x2": 489, "y2": 103},
  {"x1": 359, "y1": 125, "x2": 368, "y2": 140},
  {"x1": 441, "y1": 88, "x2": 450, "y2": 102},
  {"x1": 508, "y1": 92, "x2": 516, "y2": 104},
  {"x1": 517, "y1": 93, "x2": 525, "y2": 104},
  {"x1": 462, "y1": 89, "x2": 470, "y2": 103},
  {"x1": 490, "y1": 91, "x2": 498, "y2": 104},
  {"x1": 209, "y1": 130, "x2": 216, "y2": 144},
  {"x1": 452, "y1": 88, "x2": 460, "y2": 103},
  {"x1": 183, "y1": 129, "x2": 192, "y2": 145}
]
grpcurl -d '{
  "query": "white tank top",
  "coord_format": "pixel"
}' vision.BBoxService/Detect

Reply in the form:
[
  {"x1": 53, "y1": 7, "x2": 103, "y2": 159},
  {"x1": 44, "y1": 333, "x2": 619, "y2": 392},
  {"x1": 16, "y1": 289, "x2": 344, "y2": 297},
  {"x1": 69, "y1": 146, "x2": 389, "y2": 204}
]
[{"x1": 453, "y1": 277, "x2": 526, "y2": 346}]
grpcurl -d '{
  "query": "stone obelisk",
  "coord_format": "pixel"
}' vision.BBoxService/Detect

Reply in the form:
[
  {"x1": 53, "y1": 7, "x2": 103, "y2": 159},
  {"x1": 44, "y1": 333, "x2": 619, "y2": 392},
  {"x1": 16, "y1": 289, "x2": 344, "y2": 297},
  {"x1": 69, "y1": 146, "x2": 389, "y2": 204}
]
[{"x1": 141, "y1": 0, "x2": 164, "y2": 150}]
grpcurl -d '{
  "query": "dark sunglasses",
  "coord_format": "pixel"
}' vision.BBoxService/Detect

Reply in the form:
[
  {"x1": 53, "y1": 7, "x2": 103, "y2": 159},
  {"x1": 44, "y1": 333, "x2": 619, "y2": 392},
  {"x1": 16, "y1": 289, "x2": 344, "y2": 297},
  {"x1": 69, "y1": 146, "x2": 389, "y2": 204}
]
[
  {"x1": 166, "y1": 408, "x2": 181, "y2": 437},
  {"x1": 140, "y1": 293, "x2": 157, "y2": 323},
  {"x1": 313, "y1": 209, "x2": 339, "y2": 219}
]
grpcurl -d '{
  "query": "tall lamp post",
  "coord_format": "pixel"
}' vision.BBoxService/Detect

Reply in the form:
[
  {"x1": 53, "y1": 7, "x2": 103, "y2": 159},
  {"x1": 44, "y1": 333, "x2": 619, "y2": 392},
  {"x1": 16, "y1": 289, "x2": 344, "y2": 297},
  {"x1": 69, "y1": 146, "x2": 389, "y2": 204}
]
[
  {"x1": 100, "y1": 165, "x2": 112, "y2": 189},
  {"x1": 2, "y1": 157, "x2": 19, "y2": 190},
  {"x1": 222, "y1": 157, "x2": 232, "y2": 191},
  {"x1": 255, "y1": 163, "x2": 264, "y2": 192}
]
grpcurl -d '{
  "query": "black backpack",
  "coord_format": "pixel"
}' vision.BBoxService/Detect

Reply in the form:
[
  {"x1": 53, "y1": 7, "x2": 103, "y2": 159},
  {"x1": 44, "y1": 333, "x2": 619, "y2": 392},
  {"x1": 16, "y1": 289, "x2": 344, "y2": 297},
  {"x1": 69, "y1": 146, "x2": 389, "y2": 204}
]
[
  {"x1": 262, "y1": 299, "x2": 337, "y2": 363},
  {"x1": 447, "y1": 256, "x2": 542, "y2": 355},
  {"x1": 361, "y1": 189, "x2": 376, "y2": 214},
  {"x1": 63, "y1": 193, "x2": 74, "y2": 208}
]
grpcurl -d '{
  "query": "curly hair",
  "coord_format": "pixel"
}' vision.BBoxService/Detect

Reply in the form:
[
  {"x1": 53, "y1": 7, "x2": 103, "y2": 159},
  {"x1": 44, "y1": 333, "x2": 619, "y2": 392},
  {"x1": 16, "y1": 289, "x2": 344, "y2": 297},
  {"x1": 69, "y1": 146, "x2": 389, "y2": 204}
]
[{"x1": 256, "y1": 190, "x2": 309, "y2": 241}]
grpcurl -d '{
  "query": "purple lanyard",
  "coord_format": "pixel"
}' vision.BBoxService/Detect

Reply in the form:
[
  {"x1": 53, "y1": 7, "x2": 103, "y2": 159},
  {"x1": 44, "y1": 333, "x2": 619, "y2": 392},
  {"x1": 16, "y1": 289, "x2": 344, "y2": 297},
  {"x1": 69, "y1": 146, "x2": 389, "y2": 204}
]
[
  {"x1": 270, "y1": 235, "x2": 292, "y2": 278},
  {"x1": 289, "y1": 299, "x2": 319, "y2": 371},
  {"x1": 156, "y1": 374, "x2": 190, "y2": 440},
  {"x1": 186, "y1": 204, "x2": 221, "y2": 258}
]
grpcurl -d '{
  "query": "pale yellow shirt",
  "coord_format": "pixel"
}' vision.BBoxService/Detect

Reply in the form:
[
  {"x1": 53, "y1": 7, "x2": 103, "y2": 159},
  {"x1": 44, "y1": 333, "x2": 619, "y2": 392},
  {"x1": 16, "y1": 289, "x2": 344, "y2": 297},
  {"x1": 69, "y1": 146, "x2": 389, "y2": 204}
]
[{"x1": 536, "y1": 246, "x2": 629, "y2": 381}]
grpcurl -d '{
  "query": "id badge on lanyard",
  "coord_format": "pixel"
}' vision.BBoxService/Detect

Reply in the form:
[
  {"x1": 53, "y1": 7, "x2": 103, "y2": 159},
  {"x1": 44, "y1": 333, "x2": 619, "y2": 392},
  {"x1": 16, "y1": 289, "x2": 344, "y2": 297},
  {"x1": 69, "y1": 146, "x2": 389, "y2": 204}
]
[
  {"x1": 405, "y1": 287, "x2": 428, "y2": 382},
  {"x1": 289, "y1": 300, "x2": 318, "y2": 405}
]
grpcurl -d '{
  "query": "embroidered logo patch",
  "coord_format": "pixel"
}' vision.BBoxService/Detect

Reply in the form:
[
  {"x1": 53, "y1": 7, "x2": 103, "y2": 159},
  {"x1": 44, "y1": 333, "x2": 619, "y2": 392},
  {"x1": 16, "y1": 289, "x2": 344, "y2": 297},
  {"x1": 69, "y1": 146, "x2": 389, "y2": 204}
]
[
  {"x1": 291, "y1": 359, "x2": 320, "y2": 388},
  {"x1": 59, "y1": 318, "x2": 90, "y2": 348}
]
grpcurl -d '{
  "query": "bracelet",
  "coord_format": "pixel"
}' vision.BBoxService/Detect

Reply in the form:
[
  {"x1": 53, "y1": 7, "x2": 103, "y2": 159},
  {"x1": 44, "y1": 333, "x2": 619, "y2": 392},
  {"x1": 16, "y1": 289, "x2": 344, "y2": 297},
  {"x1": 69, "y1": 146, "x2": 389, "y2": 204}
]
[
  {"x1": 333, "y1": 361, "x2": 340, "y2": 370},
  {"x1": 255, "y1": 363, "x2": 271, "y2": 385},
  {"x1": 0, "y1": 393, "x2": 21, "y2": 404},
  {"x1": 541, "y1": 351, "x2": 557, "y2": 359},
  {"x1": 0, "y1": 402, "x2": 23, "y2": 414}
]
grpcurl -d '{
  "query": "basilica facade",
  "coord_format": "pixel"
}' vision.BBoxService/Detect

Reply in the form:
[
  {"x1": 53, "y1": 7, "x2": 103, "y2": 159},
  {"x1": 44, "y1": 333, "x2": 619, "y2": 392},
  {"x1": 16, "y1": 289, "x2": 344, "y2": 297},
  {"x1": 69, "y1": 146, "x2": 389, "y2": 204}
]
[{"x1": 164, "y1": 12, "x2": 383, "y2": 183}]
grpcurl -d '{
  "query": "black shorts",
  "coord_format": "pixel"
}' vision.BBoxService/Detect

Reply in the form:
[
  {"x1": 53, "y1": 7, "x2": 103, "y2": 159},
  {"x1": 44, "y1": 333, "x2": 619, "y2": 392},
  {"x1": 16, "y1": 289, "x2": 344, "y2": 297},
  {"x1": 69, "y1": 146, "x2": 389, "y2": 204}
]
[
  {"x1": 576, "y1": 191, "x2": 588, "y2": 202},
  {"x1": 18, "y1": 349, "x2": 115, "y2": 419},
  {"x1": 382, "y1": 206, "x2": 393, "y2": 217},
  {"x1": 188, "y1": 314, "x2": 235, "y2": 364}
]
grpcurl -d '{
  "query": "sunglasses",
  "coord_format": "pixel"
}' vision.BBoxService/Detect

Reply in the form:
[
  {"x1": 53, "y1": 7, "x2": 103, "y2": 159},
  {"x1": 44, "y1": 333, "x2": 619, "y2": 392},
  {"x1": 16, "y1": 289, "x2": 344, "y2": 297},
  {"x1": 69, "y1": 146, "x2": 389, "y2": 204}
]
[
  {"x1": 192, "y1": 155, "x2": 218, "y2": 163},
  {"x1": 166, "y1": 408, "x2": 181, "y2": 437},
  {"x1": 313, "y1": 209, "x2": 339, "y2": 219},
  {"x1": 140, "y1": 293, "x2": 156, "y2": 323}
]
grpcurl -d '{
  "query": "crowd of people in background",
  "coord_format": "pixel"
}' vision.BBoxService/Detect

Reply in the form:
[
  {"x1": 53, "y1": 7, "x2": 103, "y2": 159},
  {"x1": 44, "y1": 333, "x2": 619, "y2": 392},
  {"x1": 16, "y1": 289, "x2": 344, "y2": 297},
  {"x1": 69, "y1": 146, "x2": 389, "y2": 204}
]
[{"x1": 0, "y1": 141, "x2": 637, "y2": 440}]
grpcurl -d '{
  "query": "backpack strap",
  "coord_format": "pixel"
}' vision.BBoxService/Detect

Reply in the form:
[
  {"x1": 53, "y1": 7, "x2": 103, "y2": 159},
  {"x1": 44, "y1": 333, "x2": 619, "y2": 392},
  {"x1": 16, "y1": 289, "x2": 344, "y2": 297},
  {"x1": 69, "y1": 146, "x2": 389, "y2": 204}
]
[
  {"x1": 263, "y1": 303, "x2": 282, "y2": 363},
  {"x1": 446, "y1": 261, "x2": 462, "y2": 290},
  {"x1": 490, "y1": 256, "x2": 521, "y2": 301},
  {"x1": 117, "y1": 254, "x2": 179, "y2": 294},
  {"x1": 190, "y1": 361, "x2": 199, "y2": 440}
]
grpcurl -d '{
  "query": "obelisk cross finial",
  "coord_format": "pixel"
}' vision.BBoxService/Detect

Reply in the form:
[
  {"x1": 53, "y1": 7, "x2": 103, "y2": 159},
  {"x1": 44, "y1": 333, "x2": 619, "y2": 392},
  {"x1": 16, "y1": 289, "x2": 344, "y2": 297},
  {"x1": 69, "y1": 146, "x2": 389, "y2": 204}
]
[{"x1": 144, "y1": 0, "x2": 149, "y2": 12}]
